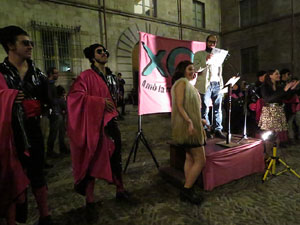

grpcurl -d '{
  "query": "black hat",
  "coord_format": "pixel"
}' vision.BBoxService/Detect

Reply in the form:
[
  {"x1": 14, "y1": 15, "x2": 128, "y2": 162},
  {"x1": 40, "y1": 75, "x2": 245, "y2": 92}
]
[
  {"x1": 256, "y1": 71, "x2": 266, "y2": 77},
  {"x1": 0, "y1": 26, "x2": 28, "y2": 53},
  {"x1": 83, "y1": 43, "x2": 109, "y2": 63}
]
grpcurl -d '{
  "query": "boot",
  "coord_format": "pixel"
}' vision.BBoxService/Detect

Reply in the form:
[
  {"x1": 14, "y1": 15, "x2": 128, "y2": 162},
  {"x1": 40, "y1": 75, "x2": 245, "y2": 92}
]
[
  {"x1": 85, "y1": 203, "x2": 99, "y2": 223},
  {"x1": 116, "y1": 190, "x2": 131, "y2": 201},
  {"x1": 36, "y1": 215, "x2": 53, "y2": 225},
  {"x1": 180, "y1": 187, "x2": 203, "y2": 205}
]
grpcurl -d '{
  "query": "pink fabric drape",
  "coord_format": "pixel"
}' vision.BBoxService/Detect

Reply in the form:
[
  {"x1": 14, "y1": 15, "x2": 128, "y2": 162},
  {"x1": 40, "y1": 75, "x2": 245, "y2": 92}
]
[
  {"x1": 202, "y1": 140, "x2": 265, "y2": 191},
  {"x1": 0, "y1": 73, "x2": 29, "y2": 217},
  {"x1": 67, "y1": 69, "x2": 118, "y2": 186}
]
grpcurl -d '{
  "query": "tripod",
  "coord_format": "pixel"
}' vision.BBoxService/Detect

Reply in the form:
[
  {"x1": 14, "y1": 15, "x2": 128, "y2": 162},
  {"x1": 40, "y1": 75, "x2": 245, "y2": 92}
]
[
  {"x1": 262, "y1": 142, "x2": 300, "y2": 182},
  {"x1": 123, "y1": 115, "x2": 159, "y2": 173}
]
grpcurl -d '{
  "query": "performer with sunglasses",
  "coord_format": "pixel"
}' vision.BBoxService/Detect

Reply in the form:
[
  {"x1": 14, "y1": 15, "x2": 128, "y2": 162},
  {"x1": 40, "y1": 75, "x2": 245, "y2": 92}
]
[
  {"x1": 67, "y1": 43, "x2": 129, "y2": 221},
  {"x1": 0, "y1": 26, "x2": 52, "y2": 225}
]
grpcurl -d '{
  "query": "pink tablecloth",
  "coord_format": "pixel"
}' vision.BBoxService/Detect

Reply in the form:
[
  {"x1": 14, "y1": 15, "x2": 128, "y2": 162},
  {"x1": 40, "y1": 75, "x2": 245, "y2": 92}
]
[{"x1": 202, "y1": 139, "x2": 265, "y2": 191}]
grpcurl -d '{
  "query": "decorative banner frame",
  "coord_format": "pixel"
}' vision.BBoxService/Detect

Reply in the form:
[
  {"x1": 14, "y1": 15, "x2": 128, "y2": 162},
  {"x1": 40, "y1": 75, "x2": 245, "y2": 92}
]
[{"x1": 138, "y1": 32, "x2": 206, "y2": 115}]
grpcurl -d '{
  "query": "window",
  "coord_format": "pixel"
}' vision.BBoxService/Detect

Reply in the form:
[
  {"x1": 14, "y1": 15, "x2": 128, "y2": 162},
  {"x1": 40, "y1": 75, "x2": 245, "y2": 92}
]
[
  {"x1": 31, "y1": 21, "x2": 82, "y2": 74},
  {"x1": 193, "y1": 1, "x2": 205, "y2": 28},
  {"x1": 241, "y1": 46, "x2": 258, "y2": 74},
  {"x1": 240, "y1": 0, "x2": 257, "y2": 27},
  {"x1": 134, "y1": 0, "x2": 157, "y2": 17},
  {"x1": 41, "y1": 30, "x2": 72, "y2": 72}
]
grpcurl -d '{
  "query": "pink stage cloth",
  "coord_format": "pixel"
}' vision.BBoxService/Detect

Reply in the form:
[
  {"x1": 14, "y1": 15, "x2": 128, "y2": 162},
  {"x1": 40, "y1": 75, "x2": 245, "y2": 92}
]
[{"x1": 202, "y1": 138, "x2": 265, "y2": 191}]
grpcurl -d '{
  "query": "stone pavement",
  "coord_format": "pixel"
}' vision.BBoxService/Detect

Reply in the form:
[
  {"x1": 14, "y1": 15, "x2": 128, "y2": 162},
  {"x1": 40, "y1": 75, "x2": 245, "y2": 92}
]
[{"x1": 24, "y1": 105, "x2": 300, "y2": 225}]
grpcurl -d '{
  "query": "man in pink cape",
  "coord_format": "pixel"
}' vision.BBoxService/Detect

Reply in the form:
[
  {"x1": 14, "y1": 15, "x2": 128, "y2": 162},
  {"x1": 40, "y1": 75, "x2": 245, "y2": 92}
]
[
  {"x1": 0, "y1": 26, "x2": 52, "y2": 225},
  {"x1": 67, "y1": 43, "x2": 129, "y2": 214}
]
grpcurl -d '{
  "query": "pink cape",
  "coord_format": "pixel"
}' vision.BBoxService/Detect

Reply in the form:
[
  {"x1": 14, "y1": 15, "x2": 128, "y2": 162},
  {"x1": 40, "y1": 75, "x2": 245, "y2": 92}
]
[
  {"x1": 0, "y1": 73, "x2": 29, "y2": 216},
  {"x1": 67, "y1": 69, "x2": 118, "y2": 186}
]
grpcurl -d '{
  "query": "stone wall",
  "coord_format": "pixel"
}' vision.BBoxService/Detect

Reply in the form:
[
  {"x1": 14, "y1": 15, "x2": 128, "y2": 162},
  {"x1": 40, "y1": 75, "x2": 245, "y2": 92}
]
[
  {"x1": 221, "y1": 0, "x2": 300, "y2": 83},
  {"x1": 0, "y1": 0, "x2": 221, "y2": 95}
]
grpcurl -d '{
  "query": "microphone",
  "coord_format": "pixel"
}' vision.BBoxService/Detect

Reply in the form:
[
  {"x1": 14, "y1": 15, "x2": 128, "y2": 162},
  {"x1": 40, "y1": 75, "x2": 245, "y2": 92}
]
[
  {"x1": 224, "y1": 52, "x2": 230, "y2": 61},
  {"x1": 195, "y1": 66, "x2": 207, "y2": 74}
]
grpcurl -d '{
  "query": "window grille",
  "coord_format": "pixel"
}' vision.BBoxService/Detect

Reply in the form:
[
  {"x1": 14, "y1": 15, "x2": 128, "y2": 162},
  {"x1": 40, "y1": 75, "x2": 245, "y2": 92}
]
[{"x1": 30, "y1": 21, "x2": 82, "y2": 74}]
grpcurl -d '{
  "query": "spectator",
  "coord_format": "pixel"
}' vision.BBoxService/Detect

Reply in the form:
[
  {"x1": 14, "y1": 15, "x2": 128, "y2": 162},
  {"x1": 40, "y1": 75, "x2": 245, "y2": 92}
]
[
  {"x1": 117, "y1": 72, "x2": 126, "y2": 116},
  {"x1": 47, "y1": 67, "x2": 68, "y2": 157},
  {"x1": 259, "y1": 69, "x2": 299, "y2": 155}
]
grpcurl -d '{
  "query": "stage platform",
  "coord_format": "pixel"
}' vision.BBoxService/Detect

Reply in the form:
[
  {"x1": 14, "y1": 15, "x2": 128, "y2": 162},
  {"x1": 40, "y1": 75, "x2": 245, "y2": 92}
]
[{"x1": 160, "y1": 135, "x2": 265, "y2": 191}]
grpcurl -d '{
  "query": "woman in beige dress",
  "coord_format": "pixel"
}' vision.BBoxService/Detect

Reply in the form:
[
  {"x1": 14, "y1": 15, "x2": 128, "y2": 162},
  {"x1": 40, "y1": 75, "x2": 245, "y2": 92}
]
[{"x1": 171, "y1": 60, "x2": 207, "y2": 204}]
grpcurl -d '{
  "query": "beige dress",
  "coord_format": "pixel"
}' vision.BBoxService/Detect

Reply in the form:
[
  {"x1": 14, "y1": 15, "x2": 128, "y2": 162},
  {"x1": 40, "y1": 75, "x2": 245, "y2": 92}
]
[{"x1": 171, "y1": 77, "x2": 206, "y2": 147}]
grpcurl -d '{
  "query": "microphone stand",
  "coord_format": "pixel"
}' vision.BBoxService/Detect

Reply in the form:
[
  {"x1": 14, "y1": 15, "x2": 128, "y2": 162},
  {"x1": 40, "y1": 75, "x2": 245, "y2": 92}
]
[
  {"x1": 237, "y1": 85, "x2": 249, "y2": 144},
  {"x1": 226, "y1": 83, "x2": 232, "y2": 144}
]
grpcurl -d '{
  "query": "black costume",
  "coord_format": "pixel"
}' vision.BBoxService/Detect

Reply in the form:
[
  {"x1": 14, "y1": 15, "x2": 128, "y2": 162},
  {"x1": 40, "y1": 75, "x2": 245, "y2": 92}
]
[{"x1": 0, "y1": 57, "x2": 48, "y2": 188}]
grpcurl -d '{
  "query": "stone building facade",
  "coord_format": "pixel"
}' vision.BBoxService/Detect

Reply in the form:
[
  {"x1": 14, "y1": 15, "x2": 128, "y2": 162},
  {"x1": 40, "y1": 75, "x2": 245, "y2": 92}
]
[
  {"x1": 0, "y1": 0, "x2": 221, "y2": 98},
  {"x1": 221, "y1": 0, "x2": 300, "y2": 83}
]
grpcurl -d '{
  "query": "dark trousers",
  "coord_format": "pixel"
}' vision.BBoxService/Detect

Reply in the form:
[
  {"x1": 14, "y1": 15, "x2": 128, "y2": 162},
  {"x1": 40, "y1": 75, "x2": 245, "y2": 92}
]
[
  {"x1": 12, "y1": 116, "x2": 46, "y2": 188},
  {"x1": 47, "y1": 114, "x2": 67, "y2": 153},
  {"x1": 118, "y1": 96, "x2": 126, "y2": 115},
  {"x1": 105, "y1": 118, "x2": 123, "y2": 181}
]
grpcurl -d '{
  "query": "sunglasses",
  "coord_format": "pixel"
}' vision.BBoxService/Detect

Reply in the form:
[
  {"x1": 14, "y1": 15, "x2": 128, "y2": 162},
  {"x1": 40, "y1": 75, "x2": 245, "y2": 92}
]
[
  {"x1": 21, "y1": 40, "x2": 34, "y2": 47},
  {"x1": 207, "y1": 40, "x2": 217, "y2": 45},
  {"x1": 96, "y1": 49, "x2": 108, "y2": 55}
]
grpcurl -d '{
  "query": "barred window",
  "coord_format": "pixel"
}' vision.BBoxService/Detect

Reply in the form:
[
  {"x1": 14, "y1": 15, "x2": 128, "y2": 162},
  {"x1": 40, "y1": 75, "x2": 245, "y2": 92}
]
[
  {"x1": 134, "y1": 0, "x2": 157, "y2": 17},
  {"x1": 240, "y1": 0, "x2": 257, "y2": 27},
  {"x1": 241, "y1": 46, "x2": 258, "y2": 74},
  {"x1": 193, "y1": 0, "x2": 205, "y2": 28},
  {"x1": 30, "y1": 21, "x2": 82, "y2": 74}
]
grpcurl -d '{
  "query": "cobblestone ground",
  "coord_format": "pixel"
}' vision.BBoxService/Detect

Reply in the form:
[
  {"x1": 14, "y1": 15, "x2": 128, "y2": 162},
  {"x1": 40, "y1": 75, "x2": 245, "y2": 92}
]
[{"x1": 24, "y1": 105, "x2": 300, "y2": 225}]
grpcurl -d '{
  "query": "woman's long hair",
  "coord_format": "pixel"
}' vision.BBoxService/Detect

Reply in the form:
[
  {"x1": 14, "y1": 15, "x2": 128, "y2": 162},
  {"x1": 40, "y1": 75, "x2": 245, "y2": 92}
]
[
  {"x1": 172, "y1": 60, "x2": 193, "y2": 84},
  {"x1": 264, "y1": 69, "x2": 277, "y2": 87}
]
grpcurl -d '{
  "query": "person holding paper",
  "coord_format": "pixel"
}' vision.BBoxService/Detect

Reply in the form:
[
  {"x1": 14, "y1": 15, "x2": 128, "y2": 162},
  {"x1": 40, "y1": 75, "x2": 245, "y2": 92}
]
[{"x1": 195, "y1": 35, "x2": 226, "y2": 139}]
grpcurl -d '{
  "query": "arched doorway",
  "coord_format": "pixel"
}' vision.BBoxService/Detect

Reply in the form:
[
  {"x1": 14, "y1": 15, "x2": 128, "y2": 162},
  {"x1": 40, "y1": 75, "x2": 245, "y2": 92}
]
[{"x1": 116, "y1": 23, "x2": 164, "y2": 104}]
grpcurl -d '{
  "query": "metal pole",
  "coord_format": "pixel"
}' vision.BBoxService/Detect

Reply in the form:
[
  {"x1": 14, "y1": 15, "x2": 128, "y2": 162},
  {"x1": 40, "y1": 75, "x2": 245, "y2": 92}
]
[
  {"x1": 226, "y1": 84, "x2": 232, "y2": 144},
  {"x1": 138, "y1": 115, "x2": 142, "y2": 132},
  {"x1": 291, "y1": 0, "x2": 294, "y2": 73},
  {"x1": 177, "y1": 0, "x2": 182, "y2": 40},
  {"x1": 103, "y1": 0, "x2": 108, "y2": 47},
  {"x1": 97, "y1": 0, "x2": 104, "y2": 44}
]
